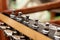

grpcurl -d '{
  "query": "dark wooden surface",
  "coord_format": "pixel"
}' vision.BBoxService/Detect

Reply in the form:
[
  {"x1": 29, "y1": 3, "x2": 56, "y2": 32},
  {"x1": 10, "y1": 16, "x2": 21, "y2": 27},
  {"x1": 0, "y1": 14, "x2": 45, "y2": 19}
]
[
  {"x1": 0, "y1": 0, "x2": 7, "y2": 12},
  {"x1": 0, "y1": 30, "x2": 10, "y2": 40},
  {"x1": 50, "y1": 20, "x2": 60, "y2": 25}
]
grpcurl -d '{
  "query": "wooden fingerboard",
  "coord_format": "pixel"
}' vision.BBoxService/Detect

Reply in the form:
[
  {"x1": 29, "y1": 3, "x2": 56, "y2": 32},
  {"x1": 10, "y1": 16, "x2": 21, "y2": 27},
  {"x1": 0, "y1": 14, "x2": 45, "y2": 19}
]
[{"x1": 0, "y1": 13, "x2": 52, "y2": 40}]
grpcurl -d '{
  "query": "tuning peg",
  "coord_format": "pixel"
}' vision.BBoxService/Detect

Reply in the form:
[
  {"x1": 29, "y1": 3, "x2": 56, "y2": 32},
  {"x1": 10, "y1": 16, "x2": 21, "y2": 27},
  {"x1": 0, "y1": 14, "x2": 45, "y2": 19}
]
[
  {"x1": 12, "y1": 35, "x2": 21, "y2": 40},
  {"x1": 4, "y1": 30, "x2": 13, "y2": 36},
  {"x1": 54, "y1": 27, "x2": 60, "y2": 40},
  {"x1": 10, "y1": 9, "x2": 16, "y2": 19},
  {"x1": 18, "y1": 12, "x2": 23, "y2": 16},
  {"x1": 0, "y1": 26, "x2": 7, "y2": 30},
  {"x1": 0, "y1": 22, "x2": 4, "y2": 26},
  {"x1": 48, "y1": 25, "x2": 57, "y2": 38}
]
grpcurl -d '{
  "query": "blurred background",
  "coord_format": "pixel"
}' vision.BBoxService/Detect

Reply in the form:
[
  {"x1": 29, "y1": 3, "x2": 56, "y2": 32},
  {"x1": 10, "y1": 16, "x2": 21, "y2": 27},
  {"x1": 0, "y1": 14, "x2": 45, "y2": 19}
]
[{"x1": 2, "y1": 0, "x2": 60, "y2": 23}]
